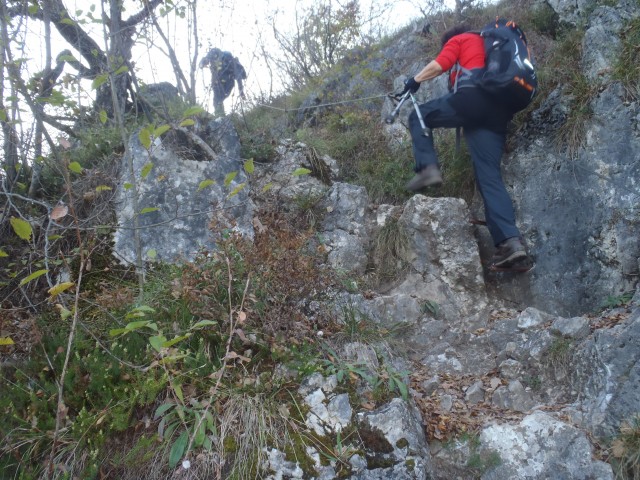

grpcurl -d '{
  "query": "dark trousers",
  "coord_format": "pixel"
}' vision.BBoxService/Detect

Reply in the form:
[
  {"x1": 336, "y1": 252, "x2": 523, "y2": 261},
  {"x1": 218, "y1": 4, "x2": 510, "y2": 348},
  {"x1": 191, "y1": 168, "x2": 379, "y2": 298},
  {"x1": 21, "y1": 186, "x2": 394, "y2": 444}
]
[
  {"x1": 212, "y1": 85, "x2": 226, "y2": 116},
  {"x1": 408, "y1": 89, "x2": 520, "y2": 245}
]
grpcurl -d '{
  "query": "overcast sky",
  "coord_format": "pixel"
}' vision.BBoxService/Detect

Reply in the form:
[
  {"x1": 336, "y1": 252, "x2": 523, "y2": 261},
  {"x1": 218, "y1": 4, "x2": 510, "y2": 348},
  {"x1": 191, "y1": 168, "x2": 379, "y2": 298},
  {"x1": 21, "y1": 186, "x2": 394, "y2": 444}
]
[
  {"x1": 22, "y1": 0, "x2": 452, "y2": 113},
  {"x1": 135, "y1": 0, "x2": 435, "y2": 108}
]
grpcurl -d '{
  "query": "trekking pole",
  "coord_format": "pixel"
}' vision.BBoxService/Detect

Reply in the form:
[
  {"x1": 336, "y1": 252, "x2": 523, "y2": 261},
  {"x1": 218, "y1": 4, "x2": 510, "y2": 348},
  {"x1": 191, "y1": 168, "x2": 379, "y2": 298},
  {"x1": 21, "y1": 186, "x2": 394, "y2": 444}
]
[
  {"x1": 384, "y1": 91, "x2": 431, "y2": 137},
  {"x1": 385, "y1": 91, "x2": 410, "y2": 124},
  {"x1": 409, "y1": 93, "x2": 431, "y2": 137}
]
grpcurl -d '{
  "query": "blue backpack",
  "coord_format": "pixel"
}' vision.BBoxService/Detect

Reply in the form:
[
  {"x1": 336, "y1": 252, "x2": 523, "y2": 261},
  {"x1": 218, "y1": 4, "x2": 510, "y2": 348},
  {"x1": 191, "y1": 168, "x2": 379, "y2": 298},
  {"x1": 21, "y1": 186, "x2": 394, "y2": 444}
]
[{"x1": 478, "y1": 18, "x2": 537, "y2": 112}]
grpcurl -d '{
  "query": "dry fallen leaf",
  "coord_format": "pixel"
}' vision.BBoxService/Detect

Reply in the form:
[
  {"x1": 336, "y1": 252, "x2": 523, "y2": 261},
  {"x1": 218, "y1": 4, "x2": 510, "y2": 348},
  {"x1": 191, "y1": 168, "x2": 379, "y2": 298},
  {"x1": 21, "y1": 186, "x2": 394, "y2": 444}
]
[
  {"x1": 50, "y1": 204, "x2": 68, "y2": 220},
  {"x1": 253, "y1": 216, "x2": 267, "y2": 234},
  {"x1": 611, "y1": 439, "x2": 626, "y2": 458},
  {"x1": 58, "y1": 136, "x2": 72, "y2": 149},
  {"x1": 278, "y1": 404, "x2": 290, "y2": 418}
]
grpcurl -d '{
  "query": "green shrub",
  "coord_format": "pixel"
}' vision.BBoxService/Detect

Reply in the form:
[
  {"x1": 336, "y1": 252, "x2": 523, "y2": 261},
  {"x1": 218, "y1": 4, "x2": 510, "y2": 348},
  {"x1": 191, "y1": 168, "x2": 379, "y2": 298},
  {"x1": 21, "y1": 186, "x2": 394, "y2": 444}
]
[
  {"x1": 0, "y1": 326, "x2": 166, "y2": 478},
  {"x1": 232, "y1": 90, "x2": 307, "y2": 162},
  {"x1": 296, "y1": 108, "x2": 414, "y2": 204},
  {"x1": 528, "y1": 3, "x2": 561, "y2": 38},
  {"x1": 601, "y1": 291, "x2": 635, "y2": 310}
]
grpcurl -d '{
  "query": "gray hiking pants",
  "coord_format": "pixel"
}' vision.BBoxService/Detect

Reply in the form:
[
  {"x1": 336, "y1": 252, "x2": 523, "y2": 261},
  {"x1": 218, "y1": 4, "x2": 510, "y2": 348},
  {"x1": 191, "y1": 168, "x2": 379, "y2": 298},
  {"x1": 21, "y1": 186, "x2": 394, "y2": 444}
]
[{"x1": 408, "y1": 88, "x2": 520, "y2": 246}]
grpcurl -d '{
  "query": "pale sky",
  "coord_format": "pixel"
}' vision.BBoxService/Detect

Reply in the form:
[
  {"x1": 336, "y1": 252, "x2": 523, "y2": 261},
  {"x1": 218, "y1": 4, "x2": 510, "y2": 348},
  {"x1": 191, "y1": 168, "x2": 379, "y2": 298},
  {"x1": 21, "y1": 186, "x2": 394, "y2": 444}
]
[
  {"x1": 134, "y1": 0, "x2": 435, "y2": 109},
  {"x1": 22, "y1": 0, "x2": 452, "y2": 113}
]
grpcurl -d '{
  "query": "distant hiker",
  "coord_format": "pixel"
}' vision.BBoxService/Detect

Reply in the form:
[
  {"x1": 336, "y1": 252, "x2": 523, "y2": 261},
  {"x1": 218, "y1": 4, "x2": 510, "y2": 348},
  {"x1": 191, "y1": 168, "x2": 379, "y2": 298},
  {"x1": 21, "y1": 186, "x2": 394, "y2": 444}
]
[
  {"x1": 400, "y1": 20, "x2": 536, "y2": 270},
  {"x1": 199, "y1": 48, "x2": 246, "y2": 116}
]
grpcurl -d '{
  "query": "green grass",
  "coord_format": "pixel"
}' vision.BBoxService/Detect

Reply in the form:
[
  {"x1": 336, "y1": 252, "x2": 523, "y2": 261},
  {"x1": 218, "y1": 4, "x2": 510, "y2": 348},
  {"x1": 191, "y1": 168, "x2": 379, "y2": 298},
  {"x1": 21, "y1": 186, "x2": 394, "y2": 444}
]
[
  {"x1": 371, "y1": 216, "x2": 411, "y2": 286},
  {"x1": 434, "y1": 130, "x2": 476, "y2": 204},
  {"x1": 296, "y1": 108, "x2": 414, "y2": 204},
  {"x1": 544, "y1": 337, "x2": 574, "y2": 377},
  {"x1": 613, "y1": 17, "x2": 640, "y2": 99},
  {"x1": 0, "y1": 228, "x2": 341, "y2": 478},
  {"x1": 611, "y1": 415, "x2": 640, "y2": 480}
]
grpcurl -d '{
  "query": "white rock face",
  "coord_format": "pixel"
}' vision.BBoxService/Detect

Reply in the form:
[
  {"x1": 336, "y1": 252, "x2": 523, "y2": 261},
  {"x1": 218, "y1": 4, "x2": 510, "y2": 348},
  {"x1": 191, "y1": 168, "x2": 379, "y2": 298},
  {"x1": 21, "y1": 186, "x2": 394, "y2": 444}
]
[
  {"x1": 114, "y1": 119, "x2": 254, "y2": 264},
  {"x1": 480, "y1": 411, "x2": 613, "y2": 480}
]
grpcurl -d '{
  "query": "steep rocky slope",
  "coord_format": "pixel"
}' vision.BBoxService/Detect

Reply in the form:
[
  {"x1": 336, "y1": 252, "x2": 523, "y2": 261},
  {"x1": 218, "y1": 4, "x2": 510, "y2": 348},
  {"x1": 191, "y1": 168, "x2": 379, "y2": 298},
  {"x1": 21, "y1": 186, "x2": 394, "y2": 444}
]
[{"x1": 108, "y1": 1, "x2": 640, "y2": 478}]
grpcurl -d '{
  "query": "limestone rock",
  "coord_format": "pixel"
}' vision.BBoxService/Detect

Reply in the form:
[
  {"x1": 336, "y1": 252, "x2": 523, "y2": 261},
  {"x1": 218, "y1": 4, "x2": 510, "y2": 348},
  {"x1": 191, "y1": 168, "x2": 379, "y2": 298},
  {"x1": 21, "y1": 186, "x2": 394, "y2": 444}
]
[
  {"x1": 320, "y1": 182, "x2": 370, "y2": 275},
  {"x1": 570, "y1": 309, "x2": 640, "y2": 437},
  {"x1": 491, "y1": 380, "x2": 535, "y2": 413},
  {"x1": 113, "y1": 121, "x2": 253, "y2": 264},
  {"x1": 480, "y1": 411, "x2": 613, "y2": 480},
  {"x1": 356, "y1": 398, "x2": 433, "y2": 479},
  {"x1": 550, "y1": 316, "x2": 590, "y2": 340}
]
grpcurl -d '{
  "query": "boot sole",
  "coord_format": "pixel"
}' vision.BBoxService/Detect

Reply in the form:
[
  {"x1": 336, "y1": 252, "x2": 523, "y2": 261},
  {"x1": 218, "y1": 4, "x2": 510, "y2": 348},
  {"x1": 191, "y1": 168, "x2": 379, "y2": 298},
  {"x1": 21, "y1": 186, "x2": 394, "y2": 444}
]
[
  {"x1": 406, "y1": 177, "x2": 443, "y2": 191},
  {"x1": 489, "y1": 262, "x2": 535, "y2": 273},
  {"x1": 492, "y1": 250, "x2": 528, "y2": 267}
]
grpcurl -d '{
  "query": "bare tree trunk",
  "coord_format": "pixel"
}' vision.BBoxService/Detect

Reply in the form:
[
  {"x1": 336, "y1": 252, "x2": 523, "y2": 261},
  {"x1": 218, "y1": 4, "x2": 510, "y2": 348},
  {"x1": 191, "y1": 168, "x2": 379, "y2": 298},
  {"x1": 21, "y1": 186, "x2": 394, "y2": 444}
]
[
  {"x1": 8, "y1": 0, "x2": 163, "y2": 117},
  {"x1": 148, "y1": 12, "x2": 192, "y2": 101},
  {"x1": 28, "y1": 0, "x2": 53, "y2": 198},
  {"x1": 101, "y1": 0, "x2": 145, "y2": 292},
  {"x1": 188, "y1": 0, "x2": 199, "y2": 105},
  {"x1": 0, "y1": 0, "x2": 20, "y2": 191}
]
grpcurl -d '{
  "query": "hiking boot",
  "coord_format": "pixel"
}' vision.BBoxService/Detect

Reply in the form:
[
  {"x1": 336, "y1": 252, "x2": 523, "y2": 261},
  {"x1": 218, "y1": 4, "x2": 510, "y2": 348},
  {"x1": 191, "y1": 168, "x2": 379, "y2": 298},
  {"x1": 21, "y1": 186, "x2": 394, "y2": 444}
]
[
  {"x1": 491, "y1": 237, "x2": 528, "y2": 267},
  {"x1": 406, "y1": 164, "x2": 443, "y2": 191}
]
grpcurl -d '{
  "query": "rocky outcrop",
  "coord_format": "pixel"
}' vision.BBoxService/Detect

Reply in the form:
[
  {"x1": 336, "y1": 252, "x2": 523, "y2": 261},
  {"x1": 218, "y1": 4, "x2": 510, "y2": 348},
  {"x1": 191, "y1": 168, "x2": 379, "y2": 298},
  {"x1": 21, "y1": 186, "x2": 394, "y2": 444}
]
[
  {"x1": 480, "y1": 411, "x2": 613, "y2": 480},
  {"x1": 113, "y1": 117, "x2": 254, "y2": 264},
  {"x1": 320, "y1": 182, "x2": 370, "y2": 276},
  {"x1": 471, "y1": 1, "x2": 640, "y2": 316},
  {"x1": 354, "y1": 398, "x2": 433, "y2": 479},
  {"x1": 263, "y1": 373, "x2": 433, "y2": 480},
  {"x1": 568, "y1": 307, "x2": 640, "y2": 438},
  {"x1": 110, "y1": 3, "x2": 640, "y2": 477}
]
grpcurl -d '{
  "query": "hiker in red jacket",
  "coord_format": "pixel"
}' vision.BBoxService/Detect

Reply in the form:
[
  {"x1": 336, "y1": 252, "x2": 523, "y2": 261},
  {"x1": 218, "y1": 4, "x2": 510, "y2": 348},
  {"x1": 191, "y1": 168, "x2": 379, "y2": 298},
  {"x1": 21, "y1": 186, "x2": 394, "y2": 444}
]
[{"x1": 400, "y1": 24, "x2": 528, "y2": 268}]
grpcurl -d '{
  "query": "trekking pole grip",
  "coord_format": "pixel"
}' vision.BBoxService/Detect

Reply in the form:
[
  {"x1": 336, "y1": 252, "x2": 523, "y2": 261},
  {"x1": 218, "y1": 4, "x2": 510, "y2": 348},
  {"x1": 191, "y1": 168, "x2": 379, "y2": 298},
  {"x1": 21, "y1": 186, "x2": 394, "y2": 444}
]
[{"x1": 385, "y1": 91, "x2": 410, "y2": 124}]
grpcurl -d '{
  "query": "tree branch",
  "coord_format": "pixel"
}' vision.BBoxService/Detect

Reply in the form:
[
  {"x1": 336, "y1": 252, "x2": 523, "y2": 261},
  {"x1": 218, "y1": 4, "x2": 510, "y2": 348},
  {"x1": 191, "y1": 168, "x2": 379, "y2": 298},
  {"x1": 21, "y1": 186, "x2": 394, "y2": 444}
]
[{"x1": 123, "y1": 0, "x2": 163, "y2": 28}]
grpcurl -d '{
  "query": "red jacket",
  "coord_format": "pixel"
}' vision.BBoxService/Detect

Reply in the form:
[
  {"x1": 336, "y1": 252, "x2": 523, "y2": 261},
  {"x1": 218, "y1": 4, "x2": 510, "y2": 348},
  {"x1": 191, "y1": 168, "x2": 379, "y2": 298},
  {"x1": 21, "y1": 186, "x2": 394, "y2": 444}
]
[{"x1": 435, "y1": 33, "x2": 485, "y2": 86}]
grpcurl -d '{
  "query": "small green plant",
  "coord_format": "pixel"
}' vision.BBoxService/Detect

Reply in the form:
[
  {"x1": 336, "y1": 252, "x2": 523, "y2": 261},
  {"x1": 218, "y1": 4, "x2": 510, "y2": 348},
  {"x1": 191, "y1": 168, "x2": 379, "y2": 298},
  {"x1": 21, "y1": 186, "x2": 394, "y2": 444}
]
[
  {"x1": 232, "y1": 99, "x2": 290, "y2": 162},
  {"x1": 467, "y1": 450, "x2": 502, "y2": 474},
  {"x1": 545, "y1": 337, "x2": 573, "y2": 376},
  {"x1": 319, "y1": 429, "x2": 359, "y2": 474},
  {"x1": 154, "y1": 398, "x2": 218, "y2": 468},
  {"x1": 292, "y1": 188, "x2": 326, "y2": 227},
  {"x1": 601, "y1": 291, "x2": 635, "y2": 310},
  {"x1": 611, "y1": 415, "x2": 640, "y2": 480},
  {"x1": 421, "y1": 300, "x2": 440, "y2": 318},
  {"x1": 555, "y1": 71, "x2": 597, "y2": 156},
  {"x1": 334, "y1": 269, "x2": 359, "y2": 294},
  {"x1": 523, "y1": 375, "x2": 542, "y2": 392},
  {"x1": 340, "y1": 304, "x2": 368, "y2": 341},
  {"x1": 320, "y1": 346, "x2": 375, "y2": 385},
  {"x1": 436, "y1": 130, "x2": 476, "y2": 203},
  {"x1": 452, "y1": 432, "x2": 502, "y2": 475},
  {"x1": 382, "y1": 362, "x2": 409, "y2": 401}
]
